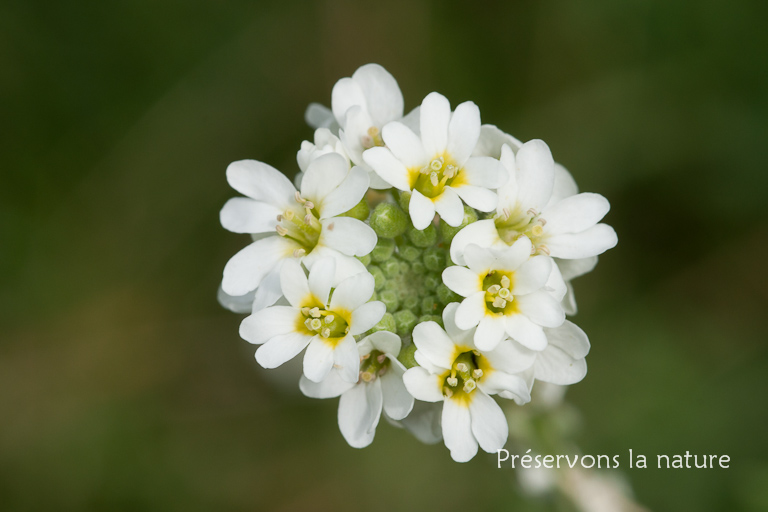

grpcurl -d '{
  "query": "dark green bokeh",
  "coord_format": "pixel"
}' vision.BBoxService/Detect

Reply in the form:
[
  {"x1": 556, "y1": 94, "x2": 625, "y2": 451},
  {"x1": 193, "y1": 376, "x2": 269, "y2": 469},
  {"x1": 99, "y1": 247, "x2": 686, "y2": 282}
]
[{"x1": 1, "y1": 1, "x2": 767, "y2": 510}]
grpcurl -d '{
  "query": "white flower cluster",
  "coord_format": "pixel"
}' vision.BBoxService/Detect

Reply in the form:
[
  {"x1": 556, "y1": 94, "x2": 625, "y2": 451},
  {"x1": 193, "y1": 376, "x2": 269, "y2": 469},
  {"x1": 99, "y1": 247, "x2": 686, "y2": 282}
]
[{"x1": 219, "y1": 64, "x2": 617, "y2": 462}]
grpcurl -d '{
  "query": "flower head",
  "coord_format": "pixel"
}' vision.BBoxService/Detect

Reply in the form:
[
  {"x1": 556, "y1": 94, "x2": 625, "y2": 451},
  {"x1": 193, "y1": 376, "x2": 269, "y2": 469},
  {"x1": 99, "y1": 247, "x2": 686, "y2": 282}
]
[
  {"x1": 364, "y1": 92, "x2": 506, "y2": 229},
  {"x1": 403, "y1": 303, "x2": 531, "y2": 462},
  {"x1": 442, "y1": 239, "x2": 566, "y2": 351},
  {"x1": 239, "y1": 258, "x2": 385, "y2": 383}
]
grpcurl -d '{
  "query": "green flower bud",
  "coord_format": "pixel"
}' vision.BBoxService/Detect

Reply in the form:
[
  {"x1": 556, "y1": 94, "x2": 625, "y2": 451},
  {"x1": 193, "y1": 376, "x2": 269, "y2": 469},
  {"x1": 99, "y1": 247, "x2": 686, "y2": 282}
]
[
  {"x1": 418, "y1": 314, "x2": 442, "y2": 325},
  {"x1": 423, "y1": 246, "x2": 446, "y2": 272},
  {"x1": 398, "y1": 190, "x2": 412, "y2": 214},
  {"x1": 371, "y1": 237, "x2": 396, "y2": 263},
  {"x1": 402, "y1": 295, "x2": 419, "y2": 312},
  {"x1": 357, "y1": 253, "x2": 371, "y2": 266},
  {"x1": 368, "y1": 265, "x2": 386, "y2": 291},
  {"x1": 379, "y1": 289, "x2": 400, "y2": 313},
  {"x1": 424, "y1": 274, "x2": 441, "y2": 290},
  {"x1": 371, "y1": 312, "x2": 397, "y2": 333},
  {"x1": 420, "y1": 295, "x2": 439, "y2": 315},
  {"x1": 398, "y1": 244, "x2": 420, "y2": 262},
  {"x1": 411, "y1": 261, "x2": 426, "y2": 275},
  {"x1": 370, "y1": 202, "x2": 408, "y2": 238},
  {"x1": 382, "y1": 259, "x2": 401, "y2": 278},
  {"x1": 341, "y1": 197, "x2": 370, "y2": 221},
  {"x1": 436, "y1": 282, "x2": 461, "y2": 305},
  {"x1": 439, "y1": 205, "x2": 478, "y2": 245},
  {"x1": 397, "y1": 342, "x2": 418, "y2": 369},
  {"x1": 394, "y1": 309, "x2": 418, "y2": 335},
  {"x1": 406, "y1": 224, "x2": 437, "y2": 248}
]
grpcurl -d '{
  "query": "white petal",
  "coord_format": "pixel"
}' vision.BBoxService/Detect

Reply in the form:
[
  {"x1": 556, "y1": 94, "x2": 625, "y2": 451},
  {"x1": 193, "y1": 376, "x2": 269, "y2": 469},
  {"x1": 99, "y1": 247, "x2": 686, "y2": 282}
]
[
  {"x1": 556, "y1": 256, "x2": 598, "y2": 281},
  {"x1": 447, "y1": 101, "x2": 480, "y2": 165},
  {"x1": 350, "y1": 301, "x2": 386, "y2": 335},
  {"x1": 319, "y1": 166, "x2": 369, "y2": 219},
  {"x1": 441, "y1": 302, "x2": 474, "y2": 344},
  {"x1": 473, "y1": 316, "x2": 506, "y2": 351},
  {"x1": 221, "y1": 236, "x2": 296, "y2": 296},
  {"x1": 433, "y1": 187, "x2": 465, "y2": 227},
  {"x1": 545, "y1": 224, "x2": 618, "y2": 259},
  {"x1": 299, "y1": 370, "x2": 355, "y2": 398},
  {"x1": 442, "y1": 265, "x2": 482, "y2": 297},
  {"x1": 533, "y1": 345, "x2": 587, "y2": 385},
  {"x1": 338, "y1": 107, "x2": 373, "y2": 166},
  {"x1": 469, "y1": 390, "x2": 508, "y2": 453},
  {"x1": 515, "y1": 139, "x2": 554, "y2": 211},
  {"x1": 300, "y1": 152, "x2": 349, "y2": 205},
  {"x1": 442, "y1": 398, "x2": 478, "y2": 462},
  {"x1": 483, "y1": 338, "x2": 537, "y2": 374},
  {"x1": 217, "y1": 285, "x2": 254, "y2": 314},
  {"x1": 412, "y1": 321, "x2": 458, "y2": 369},
  {"x1": 368, "y1": 330, "x2": 402, "y2": 357},
  {"x1": 331, "y1": 77, "x2": 366, "y2": 126},
  {"x1": 226, "y1": 160, "x2": 296, "y2": 210},
  {"x1": 449, "y1": 219, "x2": 501, "y2": 266},
  {"x1": 303, "y1": 246, "x2": 367, "y2": 283},
  {"x1": 515, "y1": 290, "x2": 565, "y2": 328},
  {"x1": 494, "y1": 236, "x2": 533, "y2": 271},
  {"x1": 562, "y1": 282, "x2": 578, "y2": 316},
  {"x1": 472, "y1": 124, "x2": 524, "y2": 158},
  {"x1": 362, "y1": 147, "x2": 411, "y2": 191},
  {"x1": 303, "y1": 337, "x2": 336, "y2": 383},
  {"x1": 546, "y1": 320, "x2": 590, "y2": 359},
  {"x1": 454, "y1": 291, "x2": 487, "y2": 330},
  {"x1": 512, "y1": 256, "x2": 552, "y2": 295},
  {"x1": 305, "y1": 102, "x2": 337, "y2": 130},
  {"x1": 307, "y1": 257, "x2": 335, "y2": 305},
  {"x1": 548, "y1": 163, "x2": 578, "y2": 205},
  {"x1": 544, "y1": 260, "x2": 568, "y2": 302},
  {"x1": 240, "y1": 305, "x2": 299, "y2": 344},
  {"x1": 401, "y1": 106, "x2": 421, "y2": 134},
  {"x1": 419, "y1": 92, "x2": 451, "y2": 157},
  {"x1": 496, "y1": 144, "x2": 519, "y2": 209},
  {"x1": 334, "y1": 334, "x2": 361, "y2": 383},
  {"x1": 279, "y1": 259, "x2": 311, "y2": 307},
  {"x1": 220, "y1": 197, "x2": 281, "y2": 234},
  {"x1": 479, "y1": 371, "x2": 531, "y2": 403},
  {"x1": 338, "y1": 380, "x2": 382, "y2": 448},
  {"x1": 504, "y1": 315, "x2": 548, "y2": 351},
  {"x1": 461, "y1": 156, "x2": 506, "y2": 188},
  {"x1": 403, "y1": 367, "x2": 444, "y2": 402},
  {"x1": 319, "y1": 217, "x2": 377, "y2": 256},
  {"x1": 463, "y1": 243, "x2": 496, "y2": 274},
  {"x1": 452, "y1": 185, "x2": 498, "y2": 212},
  {"x1": 542, "y1": 193, "x2": 610, "y2": 235},
  {"x1": 408, "y1": 189, "x2": 436, "y2": 230},
  {"x1": 380, "y1": 364, "x2": 415, "y2": 420},
  {"x1": 382, "y1": 121, "x2": 427, "y2": 169},
  {"x1": 255, "y1": 332, "x2": 312, "y2": 369},
  {"x1": 352, "y1": 63, "x2": 403, "y2": 126},
  {"x1": 331, "y1": 271, "x2": 375, "y2": 311},
  {"x1": 390, "y1": 401, "x2": 443, "y2": 444}
]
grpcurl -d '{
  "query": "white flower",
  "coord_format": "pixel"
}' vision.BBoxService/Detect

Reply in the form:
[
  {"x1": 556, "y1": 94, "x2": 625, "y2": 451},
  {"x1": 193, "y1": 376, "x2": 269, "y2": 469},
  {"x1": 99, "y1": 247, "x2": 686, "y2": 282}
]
[
  {"x1": 451, "y1": 139, "x2": 617, "y2": 265},
  {"x1": 299, "y1": 331, "x2": 414, "y2": 448},
  {"x1": 293, "y1": 128, "x2": 350, "y2": 188},
  {"x1": 442, "y1": 239, "x2": 566, "y2": 351},
  {"x1": 239, "y1": 258, "x2": 386, "y2": 383},
  {"x1": 532, "y1": 321, "x2": 591, "y2": 385},
  {"x1": 220, "y1": 152, "x2": 376, "y2": 307},
  {"x1": 305, "y1": 63, "x2": 412, "y2": 189},
  {"x1": 403, "y1": 303, "x2": 531, "y2": 462},
  {"x1": 363, "y1": 92, "x2": 507, "y2": 230}
]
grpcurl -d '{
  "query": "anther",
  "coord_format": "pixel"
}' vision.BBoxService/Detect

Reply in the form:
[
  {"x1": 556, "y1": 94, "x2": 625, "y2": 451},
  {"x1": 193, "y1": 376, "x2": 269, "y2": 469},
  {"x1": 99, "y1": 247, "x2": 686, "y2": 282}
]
[
  {"x1": 531, "y1": 225, "x2": 543, "y2": 237},
  {"x1": 443, "y1": 387, "x2": 454, "y2": 398},
  {"x1": 376, "y1": 354, "x2": 387, "y2": 364},
  {"x1": 324, "y1": 314, "x2": 334, "y2": 324},
  {"x1": 283, "y1": 210, "x2": 294, "y2": 220},
  {"x1": 430, "y1": 171, "x2": 439, "y2": 187},
  {"x1": 309, "y1": 307, "x2": 321, "y2": 318},
  {"x1": 472, "y1": 369, "x2": 483, "y2": 379},
  {"x1": 293, "y1": 248, "x2": 306, "y2": 258},
  {"x1": 456, "y1": 362, "x2": 469, "y2": 373},
  {"x1": 301, "y1": 307, "x2": 310, "y2": 315},
  {"x1": 527, "y1": 208, "x2": 538, "y2": 216},
  {"x1": 487, "y1": 284, "x2": 501, "y2": 294},
  {"x1": 539, "y1": 245, "x2": 550, "y2": 255},
  {"x1": 463, "y1": 379, "x2": 476, "y2": 393},
  {"x1": 276, "y1": 214, "x2": 283, "y2": 222},
  {"x1": 447, "y1": 377, "x2": 458, "y2": 387},
  {"x1": 361, "y1": 371, "x2": 374, "y2": 382},
  {"x1": 492, "y1": 297, "x2": 507, "y2": 309},
  {"x1": 500, "y1": 276, "x2": 511, "y2": 289},
  {"x1": 304, "y1": 214, "x2": 313, "y2": 225},
  {"x1": 294, "y1": 191, "x2": 306, "y2": 204},
  {"x1": 275, "y1": 225, "x2": 288, "y2": 236},
  {"x1": 498, "y1": 288, "x2": 510, "y2": 299},
  {"x1": 367, "y1": 126, "x2": 380, "y2": 137},
  {"x1": 361, "y1": 353, "x2": 370, "y2": 360},
  {"x1": 310, "y1": 319, "x2": 322, "y2": 331},
  {"x1": 321, "y1": 328, "x2": 331, "y2": 338},
  {"x1": 430, "y1": 158, "x2": 443, "y2": 171},
  {"x1": 344, "y1": 326, "x2": 350, "y2": 333},
  {"x1": 303, "y1": 201, "x2": 315, "y2": 210}
]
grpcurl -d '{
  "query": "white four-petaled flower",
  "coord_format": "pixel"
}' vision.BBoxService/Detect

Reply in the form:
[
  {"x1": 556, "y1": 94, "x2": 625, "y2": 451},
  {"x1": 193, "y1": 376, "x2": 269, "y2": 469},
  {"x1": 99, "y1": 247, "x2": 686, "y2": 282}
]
[{"x1": 239, "y1": 258, "x2": 385, "y2": 383}]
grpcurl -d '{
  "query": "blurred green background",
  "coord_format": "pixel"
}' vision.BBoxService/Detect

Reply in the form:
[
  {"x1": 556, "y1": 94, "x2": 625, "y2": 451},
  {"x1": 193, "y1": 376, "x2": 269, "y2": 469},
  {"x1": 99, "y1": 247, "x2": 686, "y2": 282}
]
[{"x1": 2, "y1": 0, "x2": 767, "y2": 510}]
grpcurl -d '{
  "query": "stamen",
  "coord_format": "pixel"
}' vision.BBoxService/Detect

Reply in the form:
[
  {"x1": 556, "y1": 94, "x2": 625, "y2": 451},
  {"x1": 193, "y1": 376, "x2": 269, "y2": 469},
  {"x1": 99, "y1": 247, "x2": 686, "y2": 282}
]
[
  {"x1": 361, "y1": 371, "x2": 374, "y2": 382},
  {"x1": 539, "y1": 218, "x2": 546, "y2": 226},
  {"x1": 531, "y1": 225, "x2": 543, "y2": 237},
  {"x1": 430, "y1": 158, "x2": 443, "y2": 171},
  {"x1": 283, "y1": 210, "x2": 294, "y2": 220},
  {"x1": 276, "y1": 225, "x2": 288, "y2": 236},
  {"x1": 472, "y1": 369, "x2": 483, "y2": 379},
  {"x1": 539, "y1": 245, "x2": 550, "y2": 255},
  {"x1": 321, "y1": 327, "x2": 331, "y2": 338},
  {"x1": 293, "y1": 248, "x2": 306, "y2": 258},
  {"x1": 463, "y1": 379, "x2": 476, "y2": 393},
  {"x1": 376, "y1": 354, "x2": 387, "y2": 364},
  {"x1": 447, "y1": 376, "x2": 458, "y2": 387},
  {"x1": 430, "y1": 171, "x2": 439, "y2": 187},
  {"x1": 527, "y1": 208, "x2": 538, "y2": 216},
  {"x1": 472, "y1": 350, "x2": 480, "y2": 356},
  {"x1": 304, "y1": 214, "x2": 313, "y2": 225},
  {"x1": 294, "y1": 191, "x2": 306, "y2": 204},
  {"x1": 344, "y1": 326, "x2": 350, "y2": 334},
  {"x1": 456, "y1": 362, "x2": 469, "y2": 373},
  {"x1": 304, "y1": 318, "x2": 314, "y2": 330},
  {"x1": 487, "y1": 284, "x2": 501, "y2": 294},
  {"x1": 443, "y1": 387, "x2": 454, "y2": 398},
  {"x1": 309, "y1": 307, "x2": 321, "y2": 318},
  {"x1": 492, "y1": 297, "x2": 507, "y2": 309},
  {"x1": 324, "y1": 314, "x2": 335, "y2": 324},
  {"x1": 500, "y1": 276, "x2": 511, "y2": 289},
  {"x1": 367, "y1": 126, "x2": 380, "y2": 137},
  {"x1": 361, "y1": 353, "x2": 370, "y2": 360},
  {"x1": 301, "y1": 307, "x2": 310, "y2": 316},
  {"x1": 310, "y1": 318, "x2": 322, "y2": 331},
  {"x1": 303, "y1": 201, "x2": 315, "y2": 210},
  {"x1": 276, "y1": 214, "x2": 282, "y2": 222},
  {"x1": 498, "y1": 288, "x2": 510, "y2": 299}
]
